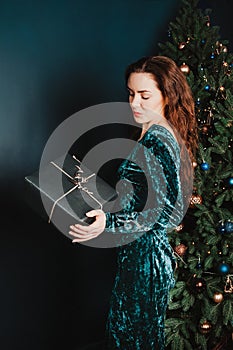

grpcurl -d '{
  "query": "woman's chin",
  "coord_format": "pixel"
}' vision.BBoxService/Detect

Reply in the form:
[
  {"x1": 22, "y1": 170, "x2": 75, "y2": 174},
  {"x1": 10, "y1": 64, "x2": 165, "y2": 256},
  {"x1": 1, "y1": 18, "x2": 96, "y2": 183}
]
[{"x1": 133, "y1": 116, "x2": 144, "y2": 123}]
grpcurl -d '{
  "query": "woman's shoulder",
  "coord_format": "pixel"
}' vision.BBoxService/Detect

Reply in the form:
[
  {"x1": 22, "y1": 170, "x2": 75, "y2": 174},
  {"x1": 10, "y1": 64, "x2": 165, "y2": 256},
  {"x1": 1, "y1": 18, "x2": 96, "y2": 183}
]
[{"x1": 141, "y1": 124, "x2": 179, "y2": 151}]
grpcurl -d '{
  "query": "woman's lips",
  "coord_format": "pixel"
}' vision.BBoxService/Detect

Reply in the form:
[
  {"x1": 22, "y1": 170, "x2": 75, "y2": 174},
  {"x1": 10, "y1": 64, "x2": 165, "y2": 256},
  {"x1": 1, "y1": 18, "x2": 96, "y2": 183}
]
[{"x1": 133, "y1": 111, "x2": 142, "y2": 117}]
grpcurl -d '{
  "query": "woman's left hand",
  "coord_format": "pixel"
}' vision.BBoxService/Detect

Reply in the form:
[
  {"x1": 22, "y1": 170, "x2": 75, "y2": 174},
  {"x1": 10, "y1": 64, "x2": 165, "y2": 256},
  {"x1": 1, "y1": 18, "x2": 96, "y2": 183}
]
[{"x1": 69, "y1": 209, "x2": 106, "y2": 243}]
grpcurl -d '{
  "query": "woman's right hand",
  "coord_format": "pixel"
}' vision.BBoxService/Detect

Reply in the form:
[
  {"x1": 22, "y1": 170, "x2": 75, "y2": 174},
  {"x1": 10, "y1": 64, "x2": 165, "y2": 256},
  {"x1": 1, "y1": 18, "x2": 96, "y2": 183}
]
[{"x1": 69, "y1": 209, "x2": 106, "y2": 243}]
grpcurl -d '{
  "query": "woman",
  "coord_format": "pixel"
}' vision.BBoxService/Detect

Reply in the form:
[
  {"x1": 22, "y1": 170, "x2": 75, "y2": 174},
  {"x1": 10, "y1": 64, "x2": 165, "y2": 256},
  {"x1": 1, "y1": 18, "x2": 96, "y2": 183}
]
[{"x1": 69, "y1": 56, "x2": 198, "y2": 349}]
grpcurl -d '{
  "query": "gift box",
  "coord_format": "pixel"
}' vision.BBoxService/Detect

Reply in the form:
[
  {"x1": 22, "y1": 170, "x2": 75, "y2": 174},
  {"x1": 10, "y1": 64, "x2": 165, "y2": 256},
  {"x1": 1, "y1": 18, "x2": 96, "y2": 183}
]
[{"x1": 24, "y1": 153, "x2": 117, "y2": 241}]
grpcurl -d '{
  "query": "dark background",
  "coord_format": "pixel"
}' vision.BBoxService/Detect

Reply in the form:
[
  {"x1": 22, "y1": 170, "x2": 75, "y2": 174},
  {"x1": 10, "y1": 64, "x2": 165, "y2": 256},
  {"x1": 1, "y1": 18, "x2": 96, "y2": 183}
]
[{"x1": 0, "y1": 1, "x2": 232, "y2": 349}]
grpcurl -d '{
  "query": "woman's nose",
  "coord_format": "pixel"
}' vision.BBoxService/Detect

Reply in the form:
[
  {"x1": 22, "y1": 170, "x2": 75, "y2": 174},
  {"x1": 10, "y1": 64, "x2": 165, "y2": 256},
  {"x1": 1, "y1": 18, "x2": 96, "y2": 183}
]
[{"x1": 131, "y1": 95, "x2": 141, "y2": 108}]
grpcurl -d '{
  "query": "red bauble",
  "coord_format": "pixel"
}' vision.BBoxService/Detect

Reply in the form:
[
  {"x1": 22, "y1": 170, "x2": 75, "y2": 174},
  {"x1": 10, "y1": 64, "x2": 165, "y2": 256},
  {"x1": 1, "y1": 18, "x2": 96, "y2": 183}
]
[{"x1": 174, "y1": 244, "x2": 187, "y2": 256}]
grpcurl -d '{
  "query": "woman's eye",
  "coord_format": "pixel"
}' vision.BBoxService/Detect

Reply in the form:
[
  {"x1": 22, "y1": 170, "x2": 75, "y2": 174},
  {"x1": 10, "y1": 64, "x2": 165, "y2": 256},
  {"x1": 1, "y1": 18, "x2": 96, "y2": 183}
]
[{"x1": 127, "y1": 92, "x2": 149, "y2": 100}]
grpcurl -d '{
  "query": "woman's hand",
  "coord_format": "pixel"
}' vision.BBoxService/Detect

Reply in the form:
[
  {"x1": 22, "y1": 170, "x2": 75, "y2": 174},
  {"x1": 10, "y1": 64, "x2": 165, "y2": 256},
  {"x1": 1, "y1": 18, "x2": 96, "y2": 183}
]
[{"x1": 69, "y1": 209, "x2": 106, "y2": 243}]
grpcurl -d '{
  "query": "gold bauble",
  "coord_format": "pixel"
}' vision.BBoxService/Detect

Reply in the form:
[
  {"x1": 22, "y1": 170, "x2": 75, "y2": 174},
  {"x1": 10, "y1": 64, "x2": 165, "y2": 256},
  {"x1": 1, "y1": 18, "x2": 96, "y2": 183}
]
[
  {"x1": 199, "y1": 320, "x2": 212, "y2": 334},
  {"x1": 213, "y1": 292, "x2": 224, "y2": 303},
  {"x1": 174, "y1": 223, "x2": 184, "y2": 232},
  {"x1": 189, "y1": 193, "x2": 203, "y2": 208},
  {"x1": 180, "y1": 62, "x2": 190, "y2": 74},
  {"x1": 192, "y1": 161, "x2": 198, "y2": 168}
]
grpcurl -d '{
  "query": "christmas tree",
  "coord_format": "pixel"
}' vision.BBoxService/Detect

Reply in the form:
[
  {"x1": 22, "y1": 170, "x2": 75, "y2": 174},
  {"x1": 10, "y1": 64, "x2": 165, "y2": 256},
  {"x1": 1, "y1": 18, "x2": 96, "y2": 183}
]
[{"x1": 159, "y1": 0, "x2": 233, "y2": 349}]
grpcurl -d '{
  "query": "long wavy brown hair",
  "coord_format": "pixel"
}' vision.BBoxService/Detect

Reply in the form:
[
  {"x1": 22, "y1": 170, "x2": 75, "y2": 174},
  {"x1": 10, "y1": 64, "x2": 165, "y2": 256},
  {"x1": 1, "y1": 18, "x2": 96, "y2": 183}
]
[{"x1": 125, "y1": 55, "x2": 198, "y2": 162}]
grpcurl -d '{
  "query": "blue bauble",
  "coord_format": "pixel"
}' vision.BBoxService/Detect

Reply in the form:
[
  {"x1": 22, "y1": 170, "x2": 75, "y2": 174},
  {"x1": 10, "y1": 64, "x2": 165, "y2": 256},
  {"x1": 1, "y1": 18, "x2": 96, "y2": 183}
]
[
  {"x1": 210, "y1": 53, "x2": 215, "y2": 59},
  {"x1": 196, "y1": 262, "x2": 202, "y2": 269},
  {"x1": 228, "y1": 177, "x2": 233, "y2": 186},
  {"x1": 205, "y1": 84, "x2": 210, "y2": 91},
  {"x1": 225, "y1": 221, "x2": 233, "y2": 234},
  {"x1": 201, "y1": 162, "x2": 210, "y2": 171},
  {"x1": 218, "y1": 263, "x2": 230, "y2": 275},
  {"x1": 217, "y1": 223, "x2": 226, "y2": 234}
]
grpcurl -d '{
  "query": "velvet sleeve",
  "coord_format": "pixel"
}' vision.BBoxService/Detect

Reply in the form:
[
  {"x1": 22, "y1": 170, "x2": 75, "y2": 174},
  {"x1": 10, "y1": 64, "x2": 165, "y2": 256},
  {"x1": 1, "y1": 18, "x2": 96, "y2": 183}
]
[{"x1": 104, "y1": 128, "x2": 183, "y2": 234}]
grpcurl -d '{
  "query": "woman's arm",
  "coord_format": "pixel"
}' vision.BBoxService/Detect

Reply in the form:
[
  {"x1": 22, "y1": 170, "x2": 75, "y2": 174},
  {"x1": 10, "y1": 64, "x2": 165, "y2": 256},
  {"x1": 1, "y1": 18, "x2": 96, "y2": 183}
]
[{"x1": 69, "y1": 133, "x2": 183, "y2": 242}]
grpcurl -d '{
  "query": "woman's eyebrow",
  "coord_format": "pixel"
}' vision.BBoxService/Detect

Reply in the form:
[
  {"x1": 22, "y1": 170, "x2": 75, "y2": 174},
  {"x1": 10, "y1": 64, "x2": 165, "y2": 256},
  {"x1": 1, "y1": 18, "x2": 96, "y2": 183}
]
[{"x1": 127, "y1": 86, "x2": 152, "y2": 93}]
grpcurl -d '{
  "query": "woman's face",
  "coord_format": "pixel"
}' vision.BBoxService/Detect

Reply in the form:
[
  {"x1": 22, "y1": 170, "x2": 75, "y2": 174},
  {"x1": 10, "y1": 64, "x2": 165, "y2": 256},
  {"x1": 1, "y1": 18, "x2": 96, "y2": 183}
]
[{"x1": 127, "y1": 72, "x2": 166, "y2": 126}]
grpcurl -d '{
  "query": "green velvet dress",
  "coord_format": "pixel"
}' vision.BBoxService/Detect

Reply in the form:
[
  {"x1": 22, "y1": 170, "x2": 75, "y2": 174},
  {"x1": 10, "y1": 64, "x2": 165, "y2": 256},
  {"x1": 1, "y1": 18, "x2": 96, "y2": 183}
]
[{"x1": 103, "y1": 124, "x2": 183, "y2": 350}]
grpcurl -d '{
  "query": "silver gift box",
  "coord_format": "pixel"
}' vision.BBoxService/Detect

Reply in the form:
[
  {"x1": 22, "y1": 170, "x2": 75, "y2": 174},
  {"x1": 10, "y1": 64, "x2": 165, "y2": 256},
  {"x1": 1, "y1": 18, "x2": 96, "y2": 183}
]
[{"x1": 24, "y1": 153, "x2": 117, "y2": 241}]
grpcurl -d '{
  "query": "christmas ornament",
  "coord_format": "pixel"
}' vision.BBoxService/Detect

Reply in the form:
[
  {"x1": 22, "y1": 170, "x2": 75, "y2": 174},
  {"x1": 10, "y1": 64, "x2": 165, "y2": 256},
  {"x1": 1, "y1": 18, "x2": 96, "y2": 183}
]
[
  {"x1": 224, "y1": 276, "x2": 233, "y2": 293},
  {"x1": 174, "y1": 223, "x2": 184, "y2": 232},
  {"x1": 192, "y1": 277, "x2": 206, "y2": 293},
  {"x1": 213, "y1": 292, "x2": 224, "y2": 303},
  {"x1": 217, "y1": 220, "x2": 233, "y2": 234},
  {"x1": 218, "y1": 222, "x2": 226, "y2": 234},
  {"x1": 189, "y1": 193, "x2": 203, "y2": 208},
  {"x1": 204, "y1": 84, "x2": 210, "y2": 91},
  {"x1": 199, "y1": 320, "x2": 212, "y2": 334},
  {"x1": 225, "y1": 220, "x2": 233, "y2": 233},
  {"x1": 201, "y1": 124, "x2": 213, "y2": 136},
  {"x1": 201, "y1": 125, "x2": 209, "y2": 134},
  {"x1": 223, "y1": 177, "x2": 233, "y2": 188},
  {"x1": 178, "y1": 42, "x2": 186, "y2": 50},
  {"x1": 218, "y1": 263, "x2": 230, "y2": 275},
  {"x1": 210, "y1": 53, "x2": 215, "y2": 59},
  {"x1": 180, "y1": 62, "x2": 190, "y2": 74},
  {"x1": 174, "y1": 243, "x2": 187, "y2": 256},
  {"x1": 215, "y1": 41, "x2": 228, "y2": 54},
  {"x1": 192, "y1": 161, "x2": 197, "y2": 168},
  {"x1": 200, "y1": 162, "x2": 210, "y2": 171}
]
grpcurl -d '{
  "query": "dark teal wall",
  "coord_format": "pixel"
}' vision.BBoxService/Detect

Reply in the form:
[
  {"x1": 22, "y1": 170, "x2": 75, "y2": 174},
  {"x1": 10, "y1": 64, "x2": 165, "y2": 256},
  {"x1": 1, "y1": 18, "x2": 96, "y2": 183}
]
[{"x1": 0, "y1": 0, "x2": 180, "y2": 190}]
